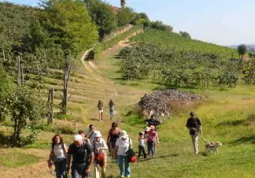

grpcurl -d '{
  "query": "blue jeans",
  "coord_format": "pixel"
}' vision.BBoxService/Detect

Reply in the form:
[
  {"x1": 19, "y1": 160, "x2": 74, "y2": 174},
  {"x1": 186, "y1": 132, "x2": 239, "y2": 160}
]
[
  {"x1": 71, "y1": 163, "x2": 90, "y2": 178},
  {"x1": 54, "y1": 159, "x2": 67, "y2": 178},
  {"x1": 118, "y1": 155, "x2": 130, "y2": 177},
  {"x1": 147, "y1": 141, "x2": 155, "y2": 156}
]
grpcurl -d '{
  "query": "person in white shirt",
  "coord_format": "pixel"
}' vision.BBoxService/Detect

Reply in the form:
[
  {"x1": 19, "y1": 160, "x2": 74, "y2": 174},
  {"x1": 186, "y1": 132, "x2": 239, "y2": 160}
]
[
  {"x1": 87, "y1": 124, "x2": 98, "y2": 144},
  {"x1": 115, "y1": 130, "x2": 132, "y2": 178},
  {"x1": 138, "y1": 132, "x2": 147, "y2": 159},
  {"x1": 47, "y1": 135, "x2": 68, "y2": 178},
  {"x1": 92, "y1": 131, "x2": 108, "y2": 178}
]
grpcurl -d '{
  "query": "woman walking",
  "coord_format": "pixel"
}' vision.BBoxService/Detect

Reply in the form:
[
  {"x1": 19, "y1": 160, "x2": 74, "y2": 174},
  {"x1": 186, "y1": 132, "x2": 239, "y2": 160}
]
[
  {"x1": 92, "y1": 131, "x2": 108, "y2": 178},
  {"x1": 97, "y1": 100, "x2": 104, "y2": 121},
  {"x1": 115, "y1": 130, "x2": 132, "y2": 178},
  {"x1": 47, "y1": 135, "x2": 68, "y2": 178},
  {"x1": 107, "y1": 122, "x2": 121, "y2": 159},
  {"x1": 108, "y1": 100, "x2": 115, "y2": 120}
]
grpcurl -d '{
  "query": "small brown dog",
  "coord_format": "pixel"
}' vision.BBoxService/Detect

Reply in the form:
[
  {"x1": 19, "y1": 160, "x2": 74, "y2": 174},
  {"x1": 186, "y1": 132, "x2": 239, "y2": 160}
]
[{"x1": 205, "y1": 142, "x2": 222, "y2": 153}]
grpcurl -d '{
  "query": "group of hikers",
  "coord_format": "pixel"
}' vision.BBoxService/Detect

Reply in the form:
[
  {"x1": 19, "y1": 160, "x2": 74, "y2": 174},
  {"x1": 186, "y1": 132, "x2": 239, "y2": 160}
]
[{"x1": 47, "y1": 101, "x2": 202, "y2": 178}]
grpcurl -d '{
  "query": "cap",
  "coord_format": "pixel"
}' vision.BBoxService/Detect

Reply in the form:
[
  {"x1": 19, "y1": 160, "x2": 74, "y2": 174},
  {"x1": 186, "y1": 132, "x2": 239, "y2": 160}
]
[{"x1": 73, "y1": 134, "x2": 83, "y2": 141}]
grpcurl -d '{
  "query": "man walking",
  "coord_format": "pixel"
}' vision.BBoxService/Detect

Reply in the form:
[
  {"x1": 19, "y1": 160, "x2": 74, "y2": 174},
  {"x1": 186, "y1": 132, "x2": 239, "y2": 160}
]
[
  {"x1": 186, "y1": 112, "x2": 202, "y2": 155},
  {"x1": 67, "y1": 135, "x2": 94, "y2": 178}
]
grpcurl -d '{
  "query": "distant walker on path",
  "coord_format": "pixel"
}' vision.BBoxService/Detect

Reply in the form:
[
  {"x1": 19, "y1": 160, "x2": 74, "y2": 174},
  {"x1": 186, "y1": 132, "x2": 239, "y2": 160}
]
[
  {"x1": 186, "y1": 112, "x2": 202, "y2": 155},
  {"x1": 97, "y1": 100, "x2": 104, "y2": 121}
]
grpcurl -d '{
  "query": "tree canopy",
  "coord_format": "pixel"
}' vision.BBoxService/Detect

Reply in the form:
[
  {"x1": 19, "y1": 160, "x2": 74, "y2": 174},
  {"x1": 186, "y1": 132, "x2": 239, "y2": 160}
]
[
  {"x1": 86, "y1": 0, "x2": 117, "y2": 41},
  {"x1": 41, "y1": 0, "x2": 98, "y2": 55}
]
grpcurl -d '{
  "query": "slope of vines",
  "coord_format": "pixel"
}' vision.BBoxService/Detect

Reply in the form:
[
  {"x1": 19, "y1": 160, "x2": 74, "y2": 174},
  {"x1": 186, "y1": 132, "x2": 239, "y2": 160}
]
[
  {"x1": 120, "y1": 29, "x2": 246, "y2": 88},
  {"x1": 130, "y1": 29, "x2": 238, "y2": 59}
]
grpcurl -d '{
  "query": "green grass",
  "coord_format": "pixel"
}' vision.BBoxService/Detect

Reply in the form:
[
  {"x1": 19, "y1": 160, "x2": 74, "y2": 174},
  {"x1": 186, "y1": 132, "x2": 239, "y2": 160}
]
[
  {"x1": 103, "y1": 85, "x2": 255, "y2": 178},
  {"x1": 0, "y1": 151, "x2": 40, "y2": 168}
]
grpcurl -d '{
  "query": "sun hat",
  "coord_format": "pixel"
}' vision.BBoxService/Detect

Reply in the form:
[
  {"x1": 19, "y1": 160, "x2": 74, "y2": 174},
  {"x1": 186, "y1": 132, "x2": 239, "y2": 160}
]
[
  {"x1": 120, "y1": 130, "x2": 128, "y2": 139},
  {"x1": 73, "y1": 134, "x2": 83, "y2": 141},
  {"x1": 94, "y1": 131, "x2": 102, "y2": 137}
]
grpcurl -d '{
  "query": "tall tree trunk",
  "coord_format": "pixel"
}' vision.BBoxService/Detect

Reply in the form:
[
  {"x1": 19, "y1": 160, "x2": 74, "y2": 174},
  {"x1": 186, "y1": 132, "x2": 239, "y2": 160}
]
[
  {"x1": 17, "y1": 56, "x2": 21, "y2": 86},
  {"x1": 61, "y1": 55, "x2": 71, "y2": 114},
  {"x1": 47, "y1": 88, "x2": 54, "y2": 124}
]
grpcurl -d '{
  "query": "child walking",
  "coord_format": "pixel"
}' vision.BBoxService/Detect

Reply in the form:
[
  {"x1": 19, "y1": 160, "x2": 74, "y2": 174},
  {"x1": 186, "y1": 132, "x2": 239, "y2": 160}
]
[{"x1": 138, "y1": 132, "x2": 147, "y2": 159}]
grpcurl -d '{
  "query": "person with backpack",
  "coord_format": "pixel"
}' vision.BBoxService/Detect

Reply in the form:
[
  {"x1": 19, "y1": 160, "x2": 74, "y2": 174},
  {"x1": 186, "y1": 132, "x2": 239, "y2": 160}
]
[
  {"x1": 138, "y1": 132, "x2": 147, "y2": 159},
  {"x1": 108, "y1": 100, "x2": 115, "y2": 120},
  {"x1": 107, "y1": 122, "x2": 121, "y2": 159},
  {"x1": 97, "y1": 100, "x2": 104, "y2": 121},
  {"x1": 92, "y1": 131, "x2": 108, "y2": 178},
  {"x1": 66, "y1": 135, "x2": 94, "y2": 178},
  {"x1": 186, "y1": 112, "x2": 202, "y2": 155},
  {"x1": 47, "y1": 134, "x2": 68, "y2": 178},
  {"x1": 115, "y1": 130, "x2": 132, "y2": 178}
]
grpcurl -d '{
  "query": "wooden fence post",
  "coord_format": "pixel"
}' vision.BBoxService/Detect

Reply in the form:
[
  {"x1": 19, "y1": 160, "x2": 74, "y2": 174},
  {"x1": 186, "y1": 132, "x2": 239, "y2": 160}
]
[{"x1": 47, "y1": 88, "x2": 54, "y2": 124}]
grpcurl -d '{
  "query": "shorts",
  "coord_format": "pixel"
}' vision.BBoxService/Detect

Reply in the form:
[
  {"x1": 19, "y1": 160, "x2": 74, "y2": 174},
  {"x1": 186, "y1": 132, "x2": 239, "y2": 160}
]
[{"x1": 99, "y1": 109, "x2": 103, "y2": 113}]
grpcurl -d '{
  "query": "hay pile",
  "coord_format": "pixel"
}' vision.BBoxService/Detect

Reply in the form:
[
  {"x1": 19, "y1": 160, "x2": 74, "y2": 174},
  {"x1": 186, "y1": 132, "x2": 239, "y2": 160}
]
[{"x1": 138, "y1": 90, "x2": 204, "y2": 118}]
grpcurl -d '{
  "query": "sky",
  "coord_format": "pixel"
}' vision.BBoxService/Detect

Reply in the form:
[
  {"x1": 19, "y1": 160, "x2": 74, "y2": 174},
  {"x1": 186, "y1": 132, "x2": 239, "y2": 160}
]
[{"x1": 2, "y1": 0, "x2": 255, "y2": 46}]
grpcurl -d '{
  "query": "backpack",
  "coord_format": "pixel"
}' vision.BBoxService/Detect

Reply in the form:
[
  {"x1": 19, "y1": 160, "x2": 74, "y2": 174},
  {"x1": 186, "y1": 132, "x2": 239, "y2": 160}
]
[
  {"x1": 51, "y1": 143, "x2": 66, "y2": 163},
  {"x1": 125, "y1": 139, "x2": 136, "y2": 163}
]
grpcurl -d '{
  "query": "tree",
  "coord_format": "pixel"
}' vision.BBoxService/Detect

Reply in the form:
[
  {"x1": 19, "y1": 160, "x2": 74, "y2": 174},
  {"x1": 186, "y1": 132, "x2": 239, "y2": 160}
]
[
  {"x1": 179, "y1": 31, "x2": 191, "y2": 39},
  {"x1": 237, "y1": 44, "x2": 247, "y2": 60},
  {"x1": 42, "y1": 0, "x2": 98, "y2": 55},
  {"x1": 6, "y1": 87, "x2": 45, "y2": 142},
  {"x1": 86, "y1": 0, "x2": 117, "y2": 41},
  {"x1": 117, "y1": 7, "x2": 134, "y2": 26}
]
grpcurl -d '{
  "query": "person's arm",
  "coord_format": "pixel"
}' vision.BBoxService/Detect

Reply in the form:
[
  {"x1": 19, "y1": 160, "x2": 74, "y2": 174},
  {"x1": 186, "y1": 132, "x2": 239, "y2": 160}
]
[
  {"x1": 102, "y1": 140, "x2": 108, "y2": 150},
  {"x1": 186, "y1": 119, "x2": 191, "y2": 129},
  {"x1": 47, "y1": 149, "x2": 53, "y2": 168},
  {"x1": 66, "y1": 145, "x2": 72, "y2": 173},
  {"x1": 129, "y1": 139, "x2": 132, "y2": 148},
  {"x1": 115, "y1": 138, "x2": 120, "y2": 157},
  {"x1": 84, "y1": 144, "x2": 94, "y2": 173}
]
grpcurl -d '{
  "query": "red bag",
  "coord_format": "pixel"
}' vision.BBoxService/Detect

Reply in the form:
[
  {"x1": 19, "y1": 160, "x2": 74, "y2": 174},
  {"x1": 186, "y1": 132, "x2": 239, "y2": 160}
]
[
  {"x1": 95, "y1": 153, "x2": 105, "y2": 167},
  {"x1": 129, "y1": 155, "x2": 137, "y2": 163}
]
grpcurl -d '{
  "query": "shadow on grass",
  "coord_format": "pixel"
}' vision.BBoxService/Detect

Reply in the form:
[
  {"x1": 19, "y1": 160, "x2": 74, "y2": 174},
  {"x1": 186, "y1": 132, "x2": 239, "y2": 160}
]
[
  {"x1": 230, "y1": 135, "x2": 255, "y2": 145},
  {"x1": 217, "y1": 114, "x2": 255, "y2": 127},
  {"x1": 157, "y1": 153, "x2": 180, "y2": 159},
  {"x1": 216, "y1": 119, "x2": 244, "y2": 127}
]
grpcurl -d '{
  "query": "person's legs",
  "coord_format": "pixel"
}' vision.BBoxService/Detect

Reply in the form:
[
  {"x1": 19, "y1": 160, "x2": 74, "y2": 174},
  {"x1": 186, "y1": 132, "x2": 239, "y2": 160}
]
[
  {"x1": 151, "y1": 142, "x2": 155, "y2": 156},
  {"x1": 118, "y1": 155, "x2": 124, "y2": 177},
  {"x1": 71, "y1": 168, "x2": 80, "y2": 178},
  {"x1": 101, "y1": 111, "x2": 103, "y2": 121},
  {"x1": 98, "y1": 111, "x2": 101, "y2": 121},
  {"x1": 192, "y1": 135, "x2": 199, "y2": 154},
  {"x1": 141, "y1": 146, "x2": 147, "y2": 158},
  {"x1": 147, "y1": 142, "x2": 153, "y2": 156},
  {"x1": 54, "y1": 162, "x2": 62, "y2": 178},
  {"x1": 138, "y1": 145, "x2": 142, "y2": 158},
  {"x1": 124, "y1": 156, "x2": 131, "y2": 177},
  {"x1": 59, "y1": 159, "x2": 67, "y2": 178},
  {"x1": 94, "y1": 161, "x2": 100, "y2": 178},
  {"x1": 101, "y1": 155, "x2": 107, "y2": 178}
]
